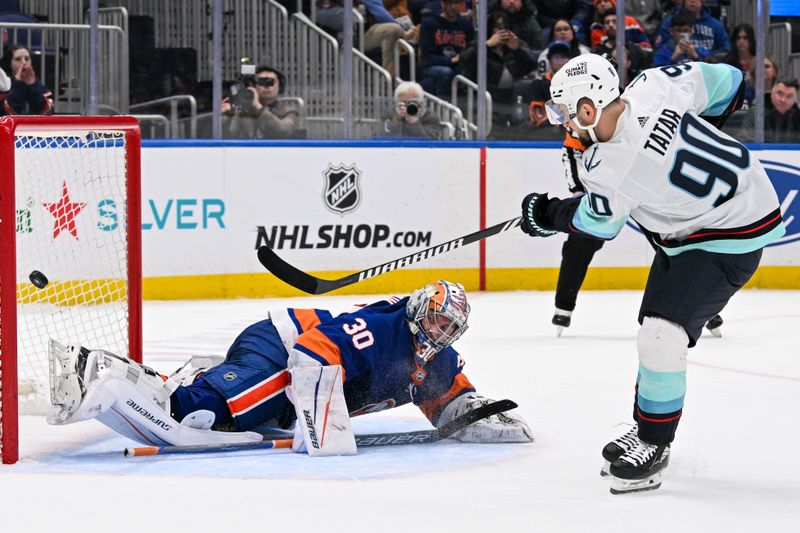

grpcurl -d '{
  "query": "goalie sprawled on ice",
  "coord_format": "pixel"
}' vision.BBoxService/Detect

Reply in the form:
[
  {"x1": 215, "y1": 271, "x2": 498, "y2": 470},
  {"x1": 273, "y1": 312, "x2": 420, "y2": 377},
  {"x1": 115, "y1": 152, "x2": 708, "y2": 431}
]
[{"x1": 48, "y1": 280, "x2": 532, "y2": 455}]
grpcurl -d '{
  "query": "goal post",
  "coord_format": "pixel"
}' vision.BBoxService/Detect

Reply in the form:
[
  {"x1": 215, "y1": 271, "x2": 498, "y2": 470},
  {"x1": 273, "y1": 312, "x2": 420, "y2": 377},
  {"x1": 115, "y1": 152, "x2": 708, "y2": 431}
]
[{"x1": 0, "y1": 116, "x2": 142, "y2": 465}]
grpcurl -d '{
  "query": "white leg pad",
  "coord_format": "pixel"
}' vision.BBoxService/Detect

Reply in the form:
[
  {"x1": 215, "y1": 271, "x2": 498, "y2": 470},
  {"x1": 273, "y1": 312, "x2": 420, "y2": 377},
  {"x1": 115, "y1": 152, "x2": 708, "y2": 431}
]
[
  {"x1": 637, "y1": 317, "x2": 689, "y2": 373},
  {"x1": 288, "y1": 365, "x2": 356, "y2": 456},
  {"x1": 91, "y1": 376, "x2": 262, "y2": 446}
]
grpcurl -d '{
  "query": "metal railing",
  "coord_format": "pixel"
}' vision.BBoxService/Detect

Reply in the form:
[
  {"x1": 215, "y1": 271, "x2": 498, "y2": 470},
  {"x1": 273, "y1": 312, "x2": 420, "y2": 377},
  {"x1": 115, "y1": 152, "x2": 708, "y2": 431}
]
[
  {"x1": 424, "y1": 90, "x2": 469, "y2": 140},
  {"x1": 789, "y1": 53, "x2": 800, "y2": 80},
  {"x1": 353, "y1": 49, "x2": 393, "y2": 122},
  {"x1": 133, "y1": 113, "x2": 171, "y2": 138},
  {"x1": 20, "y1": 0, "x2": 83, "y2": 24},
  {"x1": 0, "y1": 21, "x2": 128, "y2": 113},
  {"x1": 393, "y1": 38, "x2": 416, "y2": 83},
  {"x1": 289, "y1": 13, "x2": 340, "y2": 120},
  {"x1": 451, "y1": 75, "x2": 491, "y2": 139},
  {"x1": 768, "y1": 22, "x2": 792, "y2": 80},
  {"x1": 130, "y1": 95, "x2": 198, "y2": 138}
]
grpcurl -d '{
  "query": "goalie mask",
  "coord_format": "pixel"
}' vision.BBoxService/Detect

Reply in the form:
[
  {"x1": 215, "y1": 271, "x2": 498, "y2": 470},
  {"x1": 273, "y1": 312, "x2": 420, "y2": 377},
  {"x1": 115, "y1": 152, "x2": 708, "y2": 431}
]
[{"x1": 406, "y1": 281, "x2": 470, "y2": 387}]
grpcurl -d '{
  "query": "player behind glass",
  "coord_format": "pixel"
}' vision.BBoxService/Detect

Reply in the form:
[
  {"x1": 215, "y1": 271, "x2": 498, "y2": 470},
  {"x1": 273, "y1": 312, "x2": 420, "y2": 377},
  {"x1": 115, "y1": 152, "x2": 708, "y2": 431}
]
[
  {"x1": 519, "y1": 54, "x2": 785, "y2": 493},
  {"x1": 48, "y1": 281, "x2": 532, "y2": 454}
]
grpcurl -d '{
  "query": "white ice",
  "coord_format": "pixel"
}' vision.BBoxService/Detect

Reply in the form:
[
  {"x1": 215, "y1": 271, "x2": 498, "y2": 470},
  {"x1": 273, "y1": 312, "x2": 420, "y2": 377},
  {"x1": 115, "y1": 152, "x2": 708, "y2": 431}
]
[{"x1": 3, "y1": 290, "x2": 799, "y2": 532}]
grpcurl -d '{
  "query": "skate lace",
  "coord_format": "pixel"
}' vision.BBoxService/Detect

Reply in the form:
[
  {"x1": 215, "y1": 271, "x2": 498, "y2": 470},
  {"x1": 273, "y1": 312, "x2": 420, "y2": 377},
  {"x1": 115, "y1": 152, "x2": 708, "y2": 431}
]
[
  {"x1": 622, "y1": 441, "x2": 657, "y2": 466},
  {"x1": 616, "y1": 426, "x2": 639, "y2": 449}
]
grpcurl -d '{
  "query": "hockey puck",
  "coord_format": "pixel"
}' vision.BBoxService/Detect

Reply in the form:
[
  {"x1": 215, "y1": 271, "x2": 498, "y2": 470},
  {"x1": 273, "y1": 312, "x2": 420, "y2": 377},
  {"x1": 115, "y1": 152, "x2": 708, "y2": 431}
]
[{"x1": 29, "y1": 270, "x2": 49, "y2": 289}]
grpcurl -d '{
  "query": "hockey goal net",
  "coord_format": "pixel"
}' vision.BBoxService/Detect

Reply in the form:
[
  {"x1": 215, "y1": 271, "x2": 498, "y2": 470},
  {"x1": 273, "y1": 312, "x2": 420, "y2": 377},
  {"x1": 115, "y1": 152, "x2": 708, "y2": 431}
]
[{"x1": 0, "y1": 116, "x2": 142, "y2": 464}]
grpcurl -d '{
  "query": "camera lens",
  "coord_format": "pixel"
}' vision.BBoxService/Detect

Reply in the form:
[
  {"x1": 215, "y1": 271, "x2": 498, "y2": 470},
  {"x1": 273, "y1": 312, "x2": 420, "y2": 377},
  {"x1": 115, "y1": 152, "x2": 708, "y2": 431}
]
[{"x1": 406, "y1": 102, "x2": 419, "y2": 116}]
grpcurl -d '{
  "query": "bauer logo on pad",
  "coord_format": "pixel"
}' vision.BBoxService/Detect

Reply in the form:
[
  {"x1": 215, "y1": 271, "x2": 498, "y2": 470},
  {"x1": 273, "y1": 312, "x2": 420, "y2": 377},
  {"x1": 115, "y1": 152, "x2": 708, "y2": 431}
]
[{"x1": 323, "y1": 164, "x2": 362, "y2": 215}]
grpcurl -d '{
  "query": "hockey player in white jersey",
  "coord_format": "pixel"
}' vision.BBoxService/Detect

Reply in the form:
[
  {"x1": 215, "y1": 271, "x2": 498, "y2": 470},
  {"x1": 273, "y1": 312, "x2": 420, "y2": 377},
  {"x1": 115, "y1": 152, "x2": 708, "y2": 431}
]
[{"x1": 519, "y1": 54, "x2": 785, "y2": 494}]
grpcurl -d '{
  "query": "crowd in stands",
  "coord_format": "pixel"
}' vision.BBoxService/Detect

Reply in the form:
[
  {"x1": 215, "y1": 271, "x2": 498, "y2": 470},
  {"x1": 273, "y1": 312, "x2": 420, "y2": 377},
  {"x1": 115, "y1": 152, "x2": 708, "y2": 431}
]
[
  {"x1": 302, "y1": 0, "x2": 799, "y2": 141},
  {"x1": 1, "y1": 0, "x2": 796, "y2": 142}
]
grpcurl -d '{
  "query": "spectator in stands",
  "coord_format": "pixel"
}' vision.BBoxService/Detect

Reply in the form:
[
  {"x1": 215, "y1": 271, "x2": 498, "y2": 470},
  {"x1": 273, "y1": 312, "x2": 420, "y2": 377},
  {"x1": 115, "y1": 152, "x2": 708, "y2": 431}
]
[
  {"x1": 316, "y1": 0, "x2": 417, "y2": 77},
  {"x1": 420, "y1": 0, "x2": 475, "y2": 98},
  {"x1": 739, "y1": 79, "x2": 800, "y2": 143},
  {"x1": 745, "y1": 56, "x2": 779, "y2": 110},
  {"x1": 652, "y1": 11, "x2": 705, "y2": 67},
  {"x1": 654, "y1": 0, "x2": 729, "y2": 60},
  {"x1": 0, "y1": 44, "x2": 53, "y2": 116},
  {"x1": 525, "y1": 40, "x2": 573, "y2": 128},
  {"x1": 624, "y1": 0, "x2": 666, "y2": 40},
  {"x1": 460, "y1": 10, "x2": 537, "y2": 128},
  {"x1": 723, "y1": 23, "x2": 755, "y2": 75},
  {"x1": 535, "y1": 18, "x2": 590, "y2": 79},
  {"x1": 363, "y1": 0, "x2": 419, "y2": 78},
  {"x1": 532, "y1": 0, "x2": 594, "y2": 45},
  {"x1": 221, "y1": 66, "x2": 300, "y2": 139},
  {"x1": 491, "y1": 0, "x2": 544, "y2": 50},
  {"x1": 590, "y1": 1, "x2": 652, "y2": 52},
  {"x1": 377, "y1": 81, "x2": 442, "y2": 139}
]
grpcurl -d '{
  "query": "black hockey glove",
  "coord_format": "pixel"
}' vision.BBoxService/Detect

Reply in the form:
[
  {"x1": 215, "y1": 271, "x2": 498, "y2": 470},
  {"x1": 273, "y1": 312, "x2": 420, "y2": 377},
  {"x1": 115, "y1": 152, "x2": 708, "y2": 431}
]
[{"x1": 520, "y1": 192, "x2": 558, "y2": 238}]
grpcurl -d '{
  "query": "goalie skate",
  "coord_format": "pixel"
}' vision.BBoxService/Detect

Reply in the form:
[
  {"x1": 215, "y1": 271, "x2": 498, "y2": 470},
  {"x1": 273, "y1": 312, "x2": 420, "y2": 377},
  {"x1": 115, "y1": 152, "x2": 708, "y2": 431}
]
[{"x1": 705, "y1": 314, "x2": 723, "y2": 337}]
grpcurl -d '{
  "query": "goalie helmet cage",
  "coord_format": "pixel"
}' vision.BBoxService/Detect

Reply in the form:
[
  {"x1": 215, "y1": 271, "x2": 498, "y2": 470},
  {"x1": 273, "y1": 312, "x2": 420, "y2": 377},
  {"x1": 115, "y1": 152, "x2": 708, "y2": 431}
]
[{"x1": 0, "y1": 116, "x2": 142, "y2": 465}]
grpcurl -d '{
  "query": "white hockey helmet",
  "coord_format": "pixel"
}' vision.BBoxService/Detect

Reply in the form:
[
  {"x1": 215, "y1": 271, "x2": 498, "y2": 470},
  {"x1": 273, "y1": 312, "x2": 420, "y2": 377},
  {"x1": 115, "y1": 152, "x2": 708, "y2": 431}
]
[
  {"x1": 545, "y1": 54, "x2": 620, "y2": 136},
  {"x1": 406, "y1": 280, "x2": 470, "y2": 359}
]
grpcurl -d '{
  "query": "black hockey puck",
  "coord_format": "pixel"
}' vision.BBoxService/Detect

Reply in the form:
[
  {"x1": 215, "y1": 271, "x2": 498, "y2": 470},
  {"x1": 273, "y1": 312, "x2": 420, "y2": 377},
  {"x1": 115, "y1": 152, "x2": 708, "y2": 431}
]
[{"x1": 29, "y1": 270, "x2": 49, "y2": 289}]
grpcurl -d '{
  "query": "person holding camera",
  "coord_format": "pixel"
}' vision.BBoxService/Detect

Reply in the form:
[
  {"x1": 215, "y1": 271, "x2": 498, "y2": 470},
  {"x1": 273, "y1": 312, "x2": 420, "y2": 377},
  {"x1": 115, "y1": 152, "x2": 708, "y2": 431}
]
[
  {"x1": 0, "y1": 44, "x2": 53, "y2": 116},
  {"x1": 652, "y1": 11, "x2": 705, "y2": 67},
  {"x1": 221, "y1": 66, "x2": 300, "y2": 139},
  {"x1": 378, "y1": 81, "x2": 442, "y2": 139}
]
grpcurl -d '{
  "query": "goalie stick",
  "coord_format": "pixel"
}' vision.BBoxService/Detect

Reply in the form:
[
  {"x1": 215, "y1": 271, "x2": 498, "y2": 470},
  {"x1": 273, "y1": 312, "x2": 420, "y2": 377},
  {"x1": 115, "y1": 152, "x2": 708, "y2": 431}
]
[
  {"x1": 258, "y1": 217, "x2": 522, "y2": 294},
  {"x1": 123, "y1": 399, "x2": 518, "y2": 457}
]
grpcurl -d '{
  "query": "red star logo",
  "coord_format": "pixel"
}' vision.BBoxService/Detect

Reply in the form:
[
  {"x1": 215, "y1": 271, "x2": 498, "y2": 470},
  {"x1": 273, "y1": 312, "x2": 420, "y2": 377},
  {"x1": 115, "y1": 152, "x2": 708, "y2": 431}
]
[{"x1": 43, "y1": 181, "x2": 87, "y2": 240}]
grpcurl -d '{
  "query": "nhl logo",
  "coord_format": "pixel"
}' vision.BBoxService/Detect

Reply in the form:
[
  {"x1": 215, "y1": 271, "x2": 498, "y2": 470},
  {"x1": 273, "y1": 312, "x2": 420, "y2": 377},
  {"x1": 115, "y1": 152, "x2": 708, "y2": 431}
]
[{"x1": 323, "y1": 164, "x2": 362, "y2": 215}]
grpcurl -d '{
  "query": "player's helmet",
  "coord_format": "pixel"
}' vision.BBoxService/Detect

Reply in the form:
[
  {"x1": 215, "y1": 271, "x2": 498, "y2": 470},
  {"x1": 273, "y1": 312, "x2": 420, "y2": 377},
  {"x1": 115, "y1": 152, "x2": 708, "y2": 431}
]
[
  {"x1": 545, "y1": 54, "x2": 620, "y2": 132},
  {"x1": 406, "y1": 280, "x2": 470, "y2": 359}
]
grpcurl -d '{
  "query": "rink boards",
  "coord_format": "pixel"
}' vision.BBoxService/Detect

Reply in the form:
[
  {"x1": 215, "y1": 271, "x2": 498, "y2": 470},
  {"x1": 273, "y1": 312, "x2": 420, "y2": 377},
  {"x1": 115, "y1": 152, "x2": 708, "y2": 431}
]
[{"x1": 139, "y1": 141, "x2": 800, "y2": 298}]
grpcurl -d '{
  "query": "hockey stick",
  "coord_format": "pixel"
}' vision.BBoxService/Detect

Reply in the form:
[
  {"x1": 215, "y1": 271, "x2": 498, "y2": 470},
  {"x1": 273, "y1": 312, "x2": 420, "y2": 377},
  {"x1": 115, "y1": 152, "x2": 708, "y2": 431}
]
[
  {"x1": 123, "y1": 399, "x2": 517, "y2": 457},
  {"x1": 258, "y1": 217, "x2": 522, "y2": 294}
]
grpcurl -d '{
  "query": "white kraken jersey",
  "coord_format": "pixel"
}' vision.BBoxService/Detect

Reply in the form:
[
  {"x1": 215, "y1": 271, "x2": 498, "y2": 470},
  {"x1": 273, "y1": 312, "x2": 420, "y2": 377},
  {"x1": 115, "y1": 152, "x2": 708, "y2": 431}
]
[{"x1": 571, "y1": 62, "x2": 785, "y2": 255}]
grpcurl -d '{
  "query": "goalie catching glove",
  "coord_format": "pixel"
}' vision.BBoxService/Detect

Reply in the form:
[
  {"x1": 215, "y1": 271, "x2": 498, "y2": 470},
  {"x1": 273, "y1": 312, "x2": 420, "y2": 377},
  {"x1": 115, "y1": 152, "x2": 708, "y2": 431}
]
[{"x1": 438, "y1": 393, "x2": 533, "y2": 443}]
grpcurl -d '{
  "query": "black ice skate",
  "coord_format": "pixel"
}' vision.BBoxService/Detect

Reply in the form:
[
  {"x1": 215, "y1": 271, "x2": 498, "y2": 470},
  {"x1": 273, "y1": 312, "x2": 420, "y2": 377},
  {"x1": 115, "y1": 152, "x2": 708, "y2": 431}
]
[
  {"x1": 705, "y1": 314, "x2": 723, "y2": 337},
  {"x1": 552, "y1": 309, "x2": 572, "y2": 337},
  {"x1": 608, "y1": 439, "x2": 670, "y2": 495},
  {"x1": 600, "y1": 424, "x2": 638, "y2": 476}
]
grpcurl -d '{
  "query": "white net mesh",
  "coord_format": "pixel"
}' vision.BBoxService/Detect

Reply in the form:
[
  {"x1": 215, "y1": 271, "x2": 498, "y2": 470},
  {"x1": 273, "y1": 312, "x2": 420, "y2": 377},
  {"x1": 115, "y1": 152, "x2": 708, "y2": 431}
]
[{"x1": 12, "y1": 130, "x2": 131, "y2": 414}]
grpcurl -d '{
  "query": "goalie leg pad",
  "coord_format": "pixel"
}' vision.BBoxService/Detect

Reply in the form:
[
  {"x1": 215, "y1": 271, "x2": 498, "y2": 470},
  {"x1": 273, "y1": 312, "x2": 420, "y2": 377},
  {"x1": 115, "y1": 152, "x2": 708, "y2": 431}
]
[
  {"x1": 438, "y1": 393, "x2": 533, "y2": 443},
  {"x1": 93, "y1": 376, "x2": 262, "y2": 446},
  {"x1": 288, "y1": 365, "x2": 356, "y2": 456}
]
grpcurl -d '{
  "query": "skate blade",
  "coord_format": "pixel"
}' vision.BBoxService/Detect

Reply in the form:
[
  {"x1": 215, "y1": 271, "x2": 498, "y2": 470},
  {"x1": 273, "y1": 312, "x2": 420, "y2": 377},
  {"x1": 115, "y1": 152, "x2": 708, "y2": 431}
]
[
  {"x1": 555, "y1": 326, "x2": 564, "y2": 337},
  {"x1": 708, "y1": 327, "x2": 722, "y2": 338},
  {"x1": 600, "y1": 460, "x2": 610, "y2": 477},
  {"x1": 609, "y1": 472, "x2": 663, "y2": 494}
]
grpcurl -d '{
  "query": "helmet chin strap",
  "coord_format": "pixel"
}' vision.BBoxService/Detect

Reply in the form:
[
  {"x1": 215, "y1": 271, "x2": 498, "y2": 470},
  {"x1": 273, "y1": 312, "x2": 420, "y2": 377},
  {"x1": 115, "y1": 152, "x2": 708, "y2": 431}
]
[{"x1": 571, "y1": 105, "x2": 603, "y2": 143}]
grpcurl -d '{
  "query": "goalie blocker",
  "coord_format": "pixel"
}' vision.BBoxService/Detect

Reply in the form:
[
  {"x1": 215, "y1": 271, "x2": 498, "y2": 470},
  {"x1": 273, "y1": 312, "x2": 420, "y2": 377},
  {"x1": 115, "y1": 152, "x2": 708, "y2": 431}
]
[{"x1": 48, "y1": 281, "x2": 533, "y2": 453}]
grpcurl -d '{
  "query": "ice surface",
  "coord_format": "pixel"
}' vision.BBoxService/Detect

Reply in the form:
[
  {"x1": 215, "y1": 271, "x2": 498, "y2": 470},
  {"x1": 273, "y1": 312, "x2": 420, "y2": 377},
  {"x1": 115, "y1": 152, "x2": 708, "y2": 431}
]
[{"x1": 3, "y1": 290, "x2": 798, "y2": 532}]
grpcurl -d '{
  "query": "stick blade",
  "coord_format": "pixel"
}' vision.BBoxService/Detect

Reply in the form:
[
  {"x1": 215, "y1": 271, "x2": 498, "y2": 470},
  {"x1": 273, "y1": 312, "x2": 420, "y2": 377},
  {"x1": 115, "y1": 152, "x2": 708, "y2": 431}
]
[
  {"x1": 437, "y1": 399, "x2": 518, "y2": 439},
  {"x1": 258, "y1": 246, "x2": 321, "y2": 294}
]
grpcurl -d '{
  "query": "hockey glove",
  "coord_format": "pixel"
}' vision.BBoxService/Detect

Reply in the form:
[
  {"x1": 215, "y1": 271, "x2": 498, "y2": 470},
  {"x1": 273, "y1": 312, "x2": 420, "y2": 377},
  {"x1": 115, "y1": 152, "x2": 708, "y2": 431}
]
[
  {"x1": 438, "y1": 394, "x2": 533, "y2": 443},
  {"x1": 520, "y1": 192, "x2": 557, "y2": 237}
]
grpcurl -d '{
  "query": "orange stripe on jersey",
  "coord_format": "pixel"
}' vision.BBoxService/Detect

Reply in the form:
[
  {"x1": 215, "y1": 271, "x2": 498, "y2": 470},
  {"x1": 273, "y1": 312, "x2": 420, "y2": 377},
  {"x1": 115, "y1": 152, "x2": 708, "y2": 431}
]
[
  {"x1": 419, "y1": 373, "x2": 475, "y2": 423},
  {"x1": 295, "y1": 329, "x2": 344, "y2": 375},
  {"x1": 292, "y1": 308, "x2": 323, "y2": 333},
  {"x1": 227, "y1": 370, "x2": 290, "y2": 417}
]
